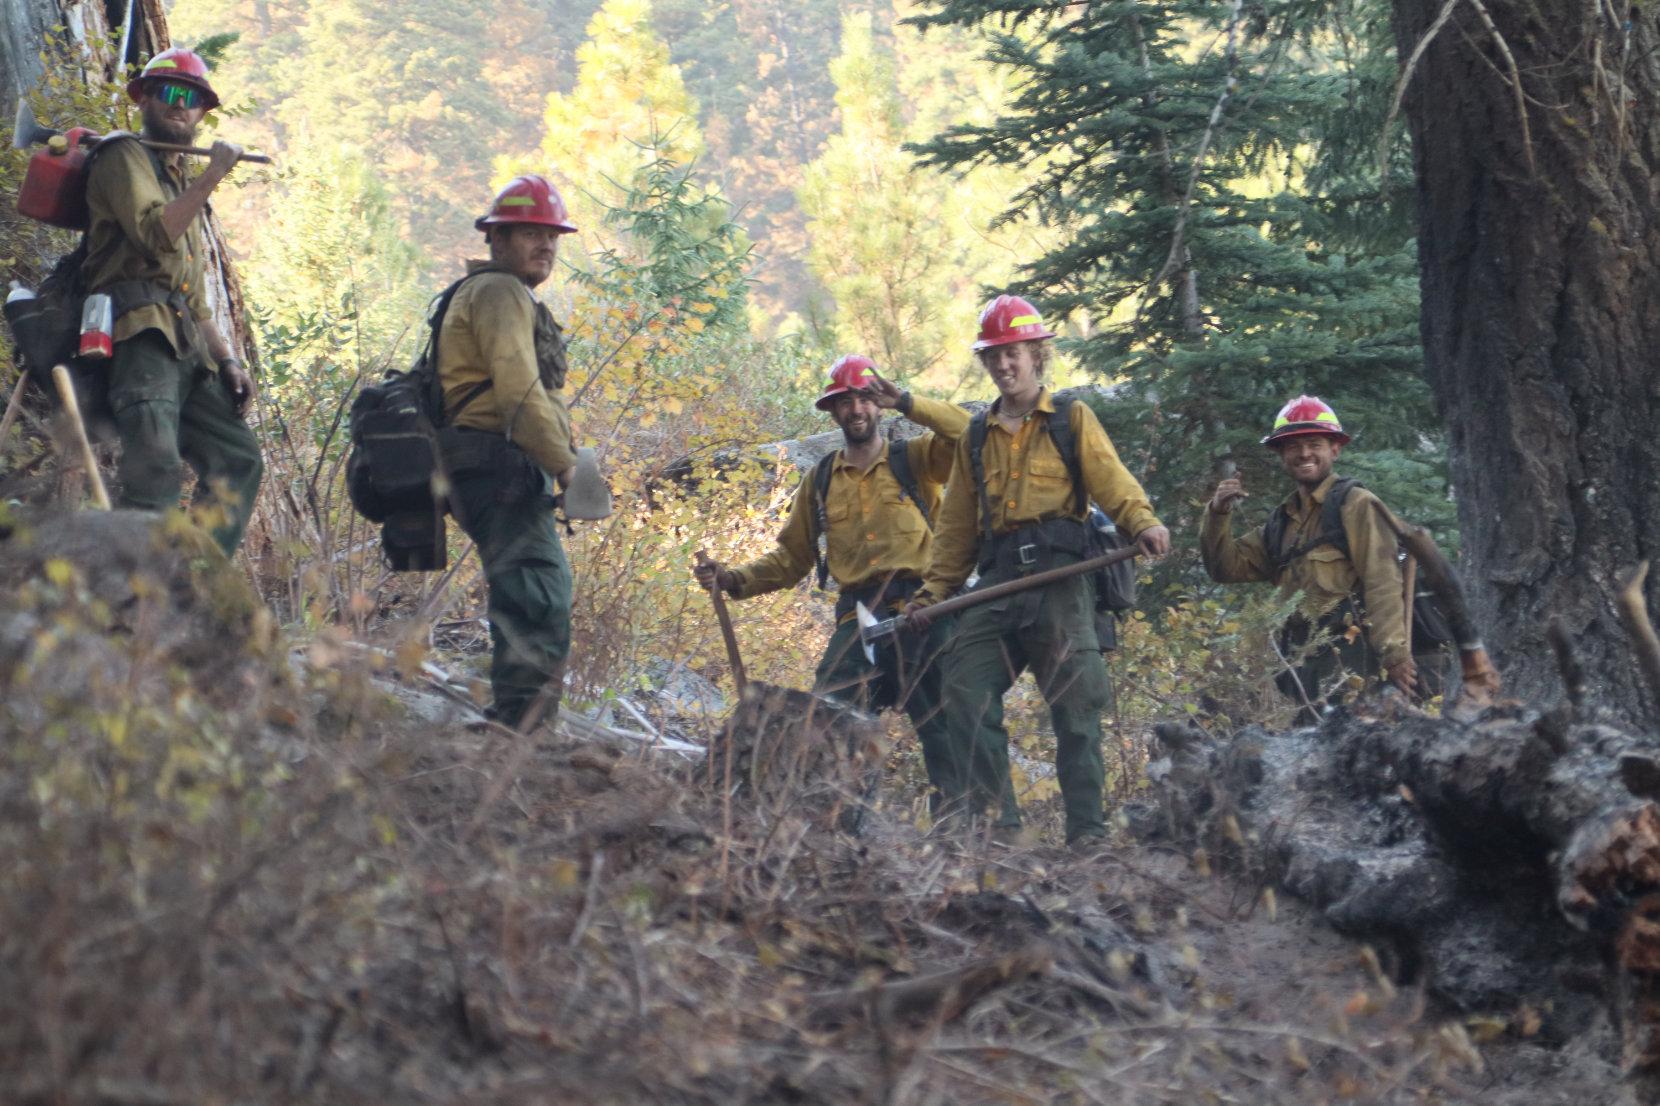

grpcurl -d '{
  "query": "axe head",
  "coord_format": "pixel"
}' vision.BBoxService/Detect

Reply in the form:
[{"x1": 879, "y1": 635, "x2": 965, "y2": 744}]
[
  {"x1": 13, "y1": 100, "x2": 60, "y2": 149},
  {"x1": 856, "y1": 601, "x2": 907, "y2": 664},
  {"x1": 855, "y1": 601, "x2": 878, "y2": 665},
  {"x1": 561, "y1": 445, "x2": 613, "y2": 521}
]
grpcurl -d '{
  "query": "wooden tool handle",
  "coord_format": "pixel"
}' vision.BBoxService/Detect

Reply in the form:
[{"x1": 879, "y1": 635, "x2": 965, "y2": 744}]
[
  {"x1": 52, "y1": 364, "x2": 110, "y2": 510},
  {"x1": 697, "y1": 550, "x2": 747, "y2": 695},
  {"x1": 0, "y1": 372, "x2": 27, "y2": 452},
  {"x1": 140, "y1": 139, "x2": 274, "y2": 165}
]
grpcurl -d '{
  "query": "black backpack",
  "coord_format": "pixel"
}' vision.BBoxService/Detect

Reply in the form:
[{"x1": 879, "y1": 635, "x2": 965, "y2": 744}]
[
  {"x1": 809, "y1": 438, "x2": 929, "y2": 589},
  {"x1": 966, "y1": 391, "x2": 1137, "y2": 614},
  {"x1": 1261, "y1": 477, "x2": 1453, "y2": 652},
  {"x1": 346, "y1": 274, "x2": 493, "y2": 525}
]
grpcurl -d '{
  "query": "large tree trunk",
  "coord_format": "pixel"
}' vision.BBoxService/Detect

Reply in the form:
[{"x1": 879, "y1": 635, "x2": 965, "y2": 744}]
[{"x1": 1391, "y1": 1, "x2": 1660, "y2": 721}]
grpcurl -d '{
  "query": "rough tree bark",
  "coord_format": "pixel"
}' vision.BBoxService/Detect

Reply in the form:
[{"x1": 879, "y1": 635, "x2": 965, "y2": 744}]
[{"x1": 1391, "y1": 0, "x2": 1660, "y2": 721}]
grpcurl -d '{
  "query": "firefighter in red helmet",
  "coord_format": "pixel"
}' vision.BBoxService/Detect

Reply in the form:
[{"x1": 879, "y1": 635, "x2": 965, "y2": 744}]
[
  {"x1": 1201, "y1": 395, "x2": 1418, "y2": 722},
  {"x1": 86, "y1": 46, "x2": 262, "y2": 555},
  {"x1": 433, "y1": 174, "x2": 581, "y2": 729},
  {"x1": 907, "y1": 294, "x2": 1170, "y2": 848},
  {"x1": 695, "y1": 354, "x2": 972, "y2": 815}
]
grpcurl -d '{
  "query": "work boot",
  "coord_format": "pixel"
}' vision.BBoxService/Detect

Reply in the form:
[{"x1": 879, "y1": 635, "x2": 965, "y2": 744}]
[
  {"x1": 1067, "y1": 830, "x2": 1110, "y2": 857},
  {"x1": 989, "y1": 823, "x2": 1035, "y2": 849}
]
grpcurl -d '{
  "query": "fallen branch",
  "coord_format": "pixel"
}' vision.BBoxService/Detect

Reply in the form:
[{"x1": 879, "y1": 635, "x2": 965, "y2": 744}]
[{"x1": 806, "y1": 945, "x2": 1053, "y2": 1028}]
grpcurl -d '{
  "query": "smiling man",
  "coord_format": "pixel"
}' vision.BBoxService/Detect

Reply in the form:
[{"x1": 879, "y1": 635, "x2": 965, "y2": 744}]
[
  {"x1": 1200, "y1": 395, "x2": 1413, "y2": 722},
  {"x1": 434, "y1": 174, "x2": 579, "y2": 729},
  {"x1": 906, "y1": 294, "x2": 1170, "y2": 848},
  {"x1": 86, "y1": 47, "x2": 262, "y2": 556},
  {"x1": 695, "y1": 355, "x2": 969, "y2": 815}
]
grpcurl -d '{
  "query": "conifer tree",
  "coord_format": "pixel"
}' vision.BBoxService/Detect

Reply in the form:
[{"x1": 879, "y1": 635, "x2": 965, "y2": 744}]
[
  {"x1": 906, "y1": 0, "x2": 1447, "y2": 547},
  {"x1": 534, "y1": 0, "x2": 705, "y2": 230},
  {"x1": 798, "y1": 11, "x2": 1031, "y2": 391}
]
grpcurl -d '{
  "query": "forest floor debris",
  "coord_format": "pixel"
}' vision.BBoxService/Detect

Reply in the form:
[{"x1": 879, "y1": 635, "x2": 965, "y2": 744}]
[{"x1": 0, "y1": 509, "x2": 1642, "y2": 1104}]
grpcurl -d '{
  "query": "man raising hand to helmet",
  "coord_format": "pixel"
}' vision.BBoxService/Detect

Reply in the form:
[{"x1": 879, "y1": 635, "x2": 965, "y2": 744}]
[{"x1": 695, "y1": 356, "x2": 970, "y2": 814}]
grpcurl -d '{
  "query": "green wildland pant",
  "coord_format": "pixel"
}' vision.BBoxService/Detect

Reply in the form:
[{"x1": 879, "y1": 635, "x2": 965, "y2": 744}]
[
  {"x1": 107, "y1": 329, "x2": 264, "y2": 557},
  {"x1": 814, "y1": 608, "x2": 960, "y2": 813},
  {"x1": 447, "y1": 452, "x2": 571, "y2": 729},
  {"x1": 941, "y1": 568, "x2": 1113, "y2": 842}
]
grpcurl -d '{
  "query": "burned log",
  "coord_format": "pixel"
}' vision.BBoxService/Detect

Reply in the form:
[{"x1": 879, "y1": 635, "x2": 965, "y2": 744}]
[{"x1": 1142, "y1": 699, "x2": 1660, "y2": 1075}]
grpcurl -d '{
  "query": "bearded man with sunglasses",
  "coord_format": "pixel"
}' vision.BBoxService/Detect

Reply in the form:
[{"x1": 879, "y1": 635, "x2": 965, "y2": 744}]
[{"x1": 83, "y1": 47, "x2": 263, "y2": 556}]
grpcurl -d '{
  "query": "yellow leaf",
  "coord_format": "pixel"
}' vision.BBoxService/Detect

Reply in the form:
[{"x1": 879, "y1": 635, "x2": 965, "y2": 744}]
[{"x1": 44, "y1": 558, "x2": 73, "y2": 588}]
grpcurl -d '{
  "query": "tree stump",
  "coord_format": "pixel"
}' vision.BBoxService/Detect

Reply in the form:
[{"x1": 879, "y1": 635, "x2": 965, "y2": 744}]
[{"x1": 705, "y1": 682, "x2": 885, "y2": 835}]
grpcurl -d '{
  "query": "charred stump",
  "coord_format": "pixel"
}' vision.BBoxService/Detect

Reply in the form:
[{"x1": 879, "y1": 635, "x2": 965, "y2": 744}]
[
  {"x1": 1142, "y1": 699, "x2": 1660, "y2": 1076},
  {"x1": 705, "y1": 682, "x2": 886, "y2": 835}
]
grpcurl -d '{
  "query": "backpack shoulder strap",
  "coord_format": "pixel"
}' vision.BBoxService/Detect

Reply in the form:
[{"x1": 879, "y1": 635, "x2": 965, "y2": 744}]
[
  {"x1": 1267, "y1": 477, "x2": 1362, "y2": 573},
  {"x1": 887, "y1": 438, "x2": 929, "y2": 528},
  {"x1": 1045, "y1": 390, "x2": 1085, "y2": 516},
  {"x1": 422, "y1": 272, "x2": 495, "y2": 426},
  {"x1": 811, "y1": 451, "x2": 838, "y2": 589},
  {"x1": 969, "y1": 409, "x2": 994, "y2": 546}
]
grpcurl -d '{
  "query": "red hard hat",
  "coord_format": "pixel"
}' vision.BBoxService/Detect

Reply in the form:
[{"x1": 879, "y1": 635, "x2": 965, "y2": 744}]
[
  {"x1": 814, "y1": 354, "x2": 878, "y2": 411},
  {"x1": 972, "y1": 294, "x2": 1057, "y2": 351},
  {"x1": 475, "y1": 174, "x2": 578, "y2": 233},
  {"x1": 1262, "y1": 395, "x2": 1351, "y2": 446},
  {"x1": 126, "y1": 48, "x2": 220, "y2": 110}
]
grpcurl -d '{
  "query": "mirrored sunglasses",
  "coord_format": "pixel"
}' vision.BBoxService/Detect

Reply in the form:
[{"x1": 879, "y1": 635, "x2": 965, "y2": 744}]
[{"x1": 154, "y1": 81, "x2": 204, "y2": 109}]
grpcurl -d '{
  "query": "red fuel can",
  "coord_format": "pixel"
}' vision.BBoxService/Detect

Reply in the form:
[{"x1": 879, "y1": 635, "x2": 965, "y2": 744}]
[{"x1": 17, "y1": 128, "x2": 98, "y2": 230}]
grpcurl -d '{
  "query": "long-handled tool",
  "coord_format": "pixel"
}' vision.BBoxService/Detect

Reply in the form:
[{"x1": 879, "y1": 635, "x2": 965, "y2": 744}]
[
  {"x1": 52, "y1": 364, "x2": 109, "y2": 510},
  {"x1": 856, "y1": 546, "x2": 1140, "y2": 662},
  {"x1": 1370, "y1": 502, "x2": 1499, "y2": 703},
  {"x1": 13, "y1": 101, "x2": 273, "y2": 164},
  {"x1": 697, "y1": 550, "x2": 747, "y2": 695},
  {"x1": 0, "y1": 372, "x2": 27, "y2": 452}
]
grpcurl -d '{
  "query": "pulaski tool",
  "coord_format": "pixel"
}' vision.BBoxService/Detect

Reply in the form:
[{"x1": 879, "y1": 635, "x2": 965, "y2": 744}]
[
  {"x1": 13, "y1": 101, "x2": 272, "y2": 229},
  {"x1": 855, "y1": 545, "x2": 1140, "y2": 663}
]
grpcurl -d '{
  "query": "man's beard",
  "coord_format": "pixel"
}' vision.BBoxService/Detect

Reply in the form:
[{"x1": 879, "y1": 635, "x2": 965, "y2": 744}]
[
  {"x1": 840, "y1": 418, "x2": 877, "y2": 446},
  {"x1": 142, "y1": 106, "x2": 196, "y2": 146}
]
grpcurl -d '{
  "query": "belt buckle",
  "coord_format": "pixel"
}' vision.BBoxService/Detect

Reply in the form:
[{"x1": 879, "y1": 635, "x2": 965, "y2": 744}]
[{"x1": 1016, "y1": 542, "x2": 1039, "y2": 568}]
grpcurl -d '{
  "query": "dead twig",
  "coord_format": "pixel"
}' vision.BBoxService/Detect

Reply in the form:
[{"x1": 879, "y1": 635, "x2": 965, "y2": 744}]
[
  {"x1": 1464, "y1": 0, "x2": 1536, "y2": 174},
  {"x1": 1618, "y1": 562, "x2": 1660, "y2": 715},
  {"x1": 806, "y1": 944, "x2": 1053, "y2": 1028},
  {"x1": 1379, "y1": 0, "x2": 1465, "y2": 182}
]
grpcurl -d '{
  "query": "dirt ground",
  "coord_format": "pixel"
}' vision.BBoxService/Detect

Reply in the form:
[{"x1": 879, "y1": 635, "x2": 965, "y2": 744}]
[{"x1": 0, "y1": 509, "x2": 1643, "y2": 1105}]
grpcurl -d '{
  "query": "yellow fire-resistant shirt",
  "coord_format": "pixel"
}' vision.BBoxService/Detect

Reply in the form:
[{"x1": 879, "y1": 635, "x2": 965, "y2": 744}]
[
  {"x1": 728, "y1": 395, "x2": 971, "y2": 600},
  {"x1": 1199, "y1": 472, "x2": 1410, "y2": 667},
  {"x1": 915, "y1": 388, "x2": 1160, "y2": 605},
  {"x1": 436, "y1": 262, "x2": 575, "y2": 479},
  {"x1": 83, "y1": 137, "x2": 212, "y2": 359}
]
